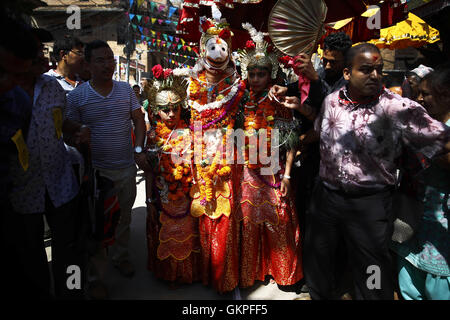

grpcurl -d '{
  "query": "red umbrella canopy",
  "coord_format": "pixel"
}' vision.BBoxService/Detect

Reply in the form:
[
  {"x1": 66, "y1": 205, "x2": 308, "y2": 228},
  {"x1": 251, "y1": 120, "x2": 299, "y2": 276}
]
[{"x1": 176, "y1": 0, "x2": 399, "y2": 49}]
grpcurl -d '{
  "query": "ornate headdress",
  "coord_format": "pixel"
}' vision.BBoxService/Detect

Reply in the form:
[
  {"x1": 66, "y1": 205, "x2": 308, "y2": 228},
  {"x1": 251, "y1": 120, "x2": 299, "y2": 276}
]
[
  {"x1": 238, "y1": 23, "x2": 279, "y2": 80},
  {"x1": 199, "y1": 16, "x2": 233, "y2": 57},
  {"x1": 145, "y1": 64, "x2": 188, "y2": 114},
  {"x1": 199, "y1": 4, "x2": 233, "y2": 56}
]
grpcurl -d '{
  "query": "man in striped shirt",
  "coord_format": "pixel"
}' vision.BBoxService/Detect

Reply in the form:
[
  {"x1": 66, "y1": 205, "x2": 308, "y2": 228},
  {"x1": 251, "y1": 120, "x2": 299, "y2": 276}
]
[{"x1": 66, "y1": 40, "x2": 146, "y2": 299}]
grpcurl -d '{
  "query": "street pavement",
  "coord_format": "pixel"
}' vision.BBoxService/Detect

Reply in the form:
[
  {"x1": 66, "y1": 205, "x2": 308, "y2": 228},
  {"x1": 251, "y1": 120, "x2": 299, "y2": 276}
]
[{"x1": 45, "y1": 169, "x2": 310, "y2": 300}]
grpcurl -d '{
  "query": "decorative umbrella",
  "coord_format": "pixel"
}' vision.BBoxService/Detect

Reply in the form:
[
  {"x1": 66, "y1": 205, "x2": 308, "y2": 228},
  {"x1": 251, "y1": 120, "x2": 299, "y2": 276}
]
[
  {"x1": 267, "y1": 0, "x2": 328, "y2": 105},
  {"x1": 368, "y1": 12, "x2": 440, "y2": 50}
]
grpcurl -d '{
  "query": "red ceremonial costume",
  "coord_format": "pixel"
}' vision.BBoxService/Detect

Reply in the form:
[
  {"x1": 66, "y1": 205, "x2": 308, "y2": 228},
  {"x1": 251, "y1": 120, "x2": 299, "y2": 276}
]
[
  {"x1": 144, "y1": 66, "x2": 201, "y2": 283},
  {"x1": 235, "y1": 23, "x2": 303, "y2": 287},
  {"x1": 178, "y1": 16, "x2": 246, "y2": 293}
]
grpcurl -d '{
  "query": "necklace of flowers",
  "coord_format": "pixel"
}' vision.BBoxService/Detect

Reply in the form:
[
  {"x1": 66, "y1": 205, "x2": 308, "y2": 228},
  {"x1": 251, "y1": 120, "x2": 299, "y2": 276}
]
[
  {"x1": 195, "y1": 129, "x2": 234, "y2": 206},
  {"x1": 189, "y1": 81, "x2": 244, "y2": 131},
  {"x1": 244, "y1": 90, "x2": 269, "y2": 109},
  {"x1": 154, "y1": 120, "x2": 193, "y2": 202},
  {"x1": 243, "y1": 88, "x2": 276, "y2": 169},
  {"x1": 191, "y1": 80, "x2": 246, "y2": 206},
  {"x1": 188, "y1": 72, "x2": 241, "y2": 113}
]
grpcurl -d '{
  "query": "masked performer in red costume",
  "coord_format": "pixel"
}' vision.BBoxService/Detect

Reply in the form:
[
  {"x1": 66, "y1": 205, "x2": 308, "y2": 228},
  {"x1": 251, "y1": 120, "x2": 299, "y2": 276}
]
[
  {"x1": 143, "y1": 65, "x2": 201, "y2": 285},
  {"x1": 235, "y1": 23, "x2": 303, "y2": 288},
  {"x1": 174, "y1": 15, "x2": 246, "y2": 293}
]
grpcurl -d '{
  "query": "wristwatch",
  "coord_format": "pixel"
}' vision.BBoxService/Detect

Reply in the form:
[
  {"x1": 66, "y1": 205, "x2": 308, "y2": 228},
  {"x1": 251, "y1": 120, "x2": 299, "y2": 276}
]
[{"x1": 134, "y1": 146, "x2": 143, "y2": 154}]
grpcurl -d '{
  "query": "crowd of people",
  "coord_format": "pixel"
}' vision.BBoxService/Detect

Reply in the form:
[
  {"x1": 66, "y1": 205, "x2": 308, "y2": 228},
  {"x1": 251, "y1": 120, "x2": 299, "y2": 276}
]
[{"x1": 1, "y1": 11, "x2": 449, "y2": 301}]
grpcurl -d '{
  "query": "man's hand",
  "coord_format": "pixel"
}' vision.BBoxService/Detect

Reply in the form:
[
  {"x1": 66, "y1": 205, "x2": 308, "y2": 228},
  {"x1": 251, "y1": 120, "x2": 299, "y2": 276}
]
[
  {"x1": 293, "y1": 53, "x2": 319, "y2": 82},
  {"x1": 280, "y1": 96, "x2": 302, "y2": 112},
  {"x1": 280, "y1": 178, "x2": 291, "y2": 197},
  {"x1": 134, "y1": 152, "x2": 149, "y2": 171},
  {"x1": 268, "y1": 85, "x2": 288, "y2": 103}
]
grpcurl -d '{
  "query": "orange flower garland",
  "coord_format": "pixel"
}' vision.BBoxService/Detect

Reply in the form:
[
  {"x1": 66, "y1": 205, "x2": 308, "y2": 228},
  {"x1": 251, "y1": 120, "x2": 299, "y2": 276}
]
[
  {"x1": 243, "y1": 88, "x2": 276, "y2": 169},
  {"x1": 189, "y1": 71, "x2": 246, "y2": 205},
  {"x1": 152, "y1": 120, "x2": 192, "y2": 201}
]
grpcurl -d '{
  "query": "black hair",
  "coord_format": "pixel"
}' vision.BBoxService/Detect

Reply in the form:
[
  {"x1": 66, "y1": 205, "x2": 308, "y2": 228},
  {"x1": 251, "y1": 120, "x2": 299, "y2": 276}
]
[
  {"x1": 52, "y1": 35, "x2": 84, "y2": 62},
  {"x1": 84, "y1": 40, "x2": 111, "y2": 62},
  {"x1": 0, "y1": 14, "x2": 38, "y2": 60},
  {"x1": 323, "y1": 32, "x2": 353, "y2": 56},
  {"x1": 428, "y1": 65, "x2": 450, "y2": 100},
  {"x1": 132, "y1": 84, "x2": 140, "y2": 89},
  {"x1": 344, "y1": 43, "x2": 381, "y2": 69}
]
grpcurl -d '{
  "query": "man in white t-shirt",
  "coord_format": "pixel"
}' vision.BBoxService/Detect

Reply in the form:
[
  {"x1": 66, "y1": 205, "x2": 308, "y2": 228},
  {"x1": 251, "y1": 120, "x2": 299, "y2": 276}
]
[{"x1": 66, "y1": 40, "x2": 146, "y2": 299}]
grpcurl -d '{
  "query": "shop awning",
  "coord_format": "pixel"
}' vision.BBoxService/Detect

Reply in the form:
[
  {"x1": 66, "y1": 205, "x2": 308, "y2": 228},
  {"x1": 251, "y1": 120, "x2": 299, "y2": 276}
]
[{"x1": 367, "y1": 12, "x2": 440, "y2": 49}]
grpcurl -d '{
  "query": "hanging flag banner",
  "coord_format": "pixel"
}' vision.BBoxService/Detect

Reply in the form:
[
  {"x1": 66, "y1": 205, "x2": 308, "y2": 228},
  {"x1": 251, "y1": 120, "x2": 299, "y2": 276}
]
[
  {"x1": 129, "y1": 13, "x2": 135, "y2": 21},
  {"x1": 158, "y1": 19, "x2": 163, "y2": 25},
  {"x1": 168, "y1": 7, "x2": 177, "y2": 18},
  {"x1": 130, "y1": 0, "x2": 134, "y2": 8},
  {"x1": 168, "y1": 35, "x2": 173, "y2": 42},
  {"x1": 158, "y1": 5, "x2": 165, "y2": 12},
  {"x1": 151, "y1": 18, "x2": 156, "y2": 25},
  {"x1": 150, "y1": 1, "x2": 156, "y2": 12},
  {"x1": 137, "y1": 0, "x2": 144, "y2": 7},
  {"x1": 136, "y1": 15, "x2": 142, "y2": 22}
]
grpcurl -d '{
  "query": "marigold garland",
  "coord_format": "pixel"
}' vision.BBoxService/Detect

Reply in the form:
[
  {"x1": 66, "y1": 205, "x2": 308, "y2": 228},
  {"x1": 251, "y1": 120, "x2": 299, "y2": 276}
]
[
  {"x1": 243, "y1": 88, "x2": 276, "y2": 169},
  {"x1": 152, "y1": 120, "x2": 192, "y2": 201},
  {"x1": 189, "y1": 71, "x2": 246, "y2": 205}
]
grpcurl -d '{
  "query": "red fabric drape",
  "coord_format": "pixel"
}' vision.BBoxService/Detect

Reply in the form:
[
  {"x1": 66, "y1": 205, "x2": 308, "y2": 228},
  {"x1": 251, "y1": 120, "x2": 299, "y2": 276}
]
[{"x1": 176, "y1": 0, "x2": 407, "y2": 50}]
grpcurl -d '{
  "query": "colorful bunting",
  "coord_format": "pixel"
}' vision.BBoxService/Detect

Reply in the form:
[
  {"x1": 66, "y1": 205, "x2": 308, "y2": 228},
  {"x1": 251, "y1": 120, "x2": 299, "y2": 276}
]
[{"x1": 168, "y1": 7, "x2": 177, "y2": 18}]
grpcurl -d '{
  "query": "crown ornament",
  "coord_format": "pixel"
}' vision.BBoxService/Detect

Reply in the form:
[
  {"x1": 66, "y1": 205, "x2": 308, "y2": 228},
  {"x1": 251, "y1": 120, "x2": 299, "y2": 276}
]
[{"x1": 238, "y1": 23, "x2": 279, "y2": 80}]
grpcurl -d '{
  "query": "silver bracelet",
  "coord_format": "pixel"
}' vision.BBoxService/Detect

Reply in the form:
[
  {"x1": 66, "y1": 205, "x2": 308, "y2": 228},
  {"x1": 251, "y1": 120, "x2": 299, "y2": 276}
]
[{"x1": 283, "y1": 174, "x2": 291, "y2": 180}]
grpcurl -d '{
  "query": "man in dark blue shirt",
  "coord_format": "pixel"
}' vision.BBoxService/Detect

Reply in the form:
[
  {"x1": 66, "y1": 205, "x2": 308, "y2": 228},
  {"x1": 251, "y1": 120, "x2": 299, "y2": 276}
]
[{"x1": 0, "y1": 13, "x2": 39, "y2": 299}]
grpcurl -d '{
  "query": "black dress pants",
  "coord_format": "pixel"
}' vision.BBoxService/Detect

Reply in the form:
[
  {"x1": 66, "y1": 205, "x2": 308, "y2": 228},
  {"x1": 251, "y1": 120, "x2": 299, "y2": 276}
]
[
  {"x1": 2, "y1": 192, "x2": 85, "y2": 299},
  {"x1": 304, "y1": 182, "x2": 395, "y2": 300}
]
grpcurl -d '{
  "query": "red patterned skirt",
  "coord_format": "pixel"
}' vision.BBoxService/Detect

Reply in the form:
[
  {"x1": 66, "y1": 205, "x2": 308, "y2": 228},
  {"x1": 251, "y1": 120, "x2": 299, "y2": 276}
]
[{"x1": 236, "y1": 166, "x2": 303, "y2": 287}]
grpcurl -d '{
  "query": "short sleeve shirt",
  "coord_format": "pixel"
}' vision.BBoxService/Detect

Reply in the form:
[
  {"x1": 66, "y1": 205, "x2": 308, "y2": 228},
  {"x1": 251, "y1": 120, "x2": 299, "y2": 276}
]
[{"x1": 66, "y1": 80, "x2": 141, "y2": 170}]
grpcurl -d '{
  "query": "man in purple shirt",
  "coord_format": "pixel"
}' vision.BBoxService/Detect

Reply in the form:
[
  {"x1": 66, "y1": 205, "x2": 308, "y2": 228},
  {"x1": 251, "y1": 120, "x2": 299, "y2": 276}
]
[{"x1": 281, "y1": 43, "x2": 450, "y2": 300}]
